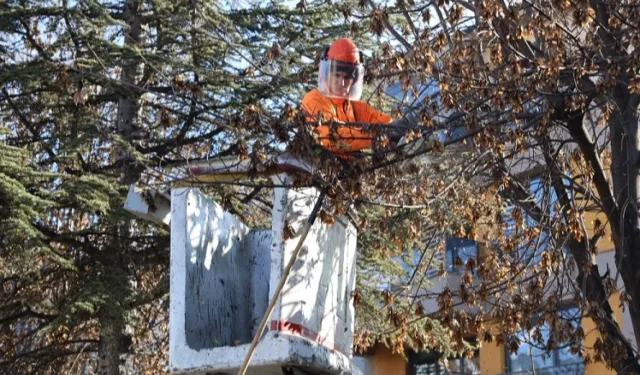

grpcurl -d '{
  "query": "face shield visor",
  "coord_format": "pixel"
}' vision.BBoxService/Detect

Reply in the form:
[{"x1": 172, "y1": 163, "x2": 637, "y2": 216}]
[{"x1": 318, "y1": 59, "x2": 364, "y2": 101}]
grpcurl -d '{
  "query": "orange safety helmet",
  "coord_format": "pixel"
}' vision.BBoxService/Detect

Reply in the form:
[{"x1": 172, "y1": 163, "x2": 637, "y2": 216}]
[
  {"x1": 326, "y1": 38, "x2": 362, "y2": 63},
  {"x1": 318, "y1": 38, "x2": 365, "y2": 100}
]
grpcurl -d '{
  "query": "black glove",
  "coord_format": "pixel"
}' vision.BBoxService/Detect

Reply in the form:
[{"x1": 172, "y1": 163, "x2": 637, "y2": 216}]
[
  {"x1": 386, "y1": 118, "x2": 416, "y2": 143},
  {"x1": 386, "y1": 125, "x2": 404, "y2": 143}
]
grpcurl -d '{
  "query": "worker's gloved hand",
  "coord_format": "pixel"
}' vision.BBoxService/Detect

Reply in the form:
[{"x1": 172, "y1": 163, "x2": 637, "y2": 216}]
[
  {"x1": 385, "y1": 118, "x2": 415, "y2": 144},
  {"x1": 386, "y1": 125, "x2": 405, "y2": 143}
]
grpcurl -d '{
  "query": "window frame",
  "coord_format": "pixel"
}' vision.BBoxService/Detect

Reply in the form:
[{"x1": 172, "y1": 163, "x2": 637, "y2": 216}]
[
  {"x1": 408, "y1": 345, "x2": 481, "y2": 375},
  {"x1": 445, "y1": 236, "x2": 478, "y2": 273},
  {"x1": 505, "y1": 305, "x2": 584, "y2": 373}
]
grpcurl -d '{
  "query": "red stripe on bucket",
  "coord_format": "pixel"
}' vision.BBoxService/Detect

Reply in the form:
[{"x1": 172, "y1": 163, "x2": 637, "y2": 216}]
[{"x1": 270, "y1": 320, "x2": 347, "y2": 355}]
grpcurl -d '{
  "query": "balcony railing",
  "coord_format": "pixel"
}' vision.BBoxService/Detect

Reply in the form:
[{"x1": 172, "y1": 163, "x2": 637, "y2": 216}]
[{"x1": 501, "y1": 362, "x2": 584, "y2": 375}]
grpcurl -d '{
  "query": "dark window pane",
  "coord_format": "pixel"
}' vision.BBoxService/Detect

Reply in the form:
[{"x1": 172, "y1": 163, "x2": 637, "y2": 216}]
[
  {"x1": 449, "y1": 357, "x2": 481, "y2": 374},
  {"x1": 409, "y1": 348, "x2": 481, "y2": 375},
  {"x1": 446, "y1": 237, "x2": 477, "y2": 272},
  {"x1": 507, "y1": 307, "x2": 583, "y2": 373}
]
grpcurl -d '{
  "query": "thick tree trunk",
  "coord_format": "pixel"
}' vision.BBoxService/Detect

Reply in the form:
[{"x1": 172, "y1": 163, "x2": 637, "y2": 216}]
[
  {"x1": 97, "y1": 318, "x2": 125, "y2": 375},
  {"x1": 116, "y1": 0, "x2": 144, "y2": 184},
  {"x1": 592, "y1": 0, "x2": 640, "y2": 362},
  {"x1": 542, "y1": 124, "x2": 640, "y2": 374},
  {"x1": 611, "y1": 101, "x2": 640, "y2": 357},
  {"x1": 97, "y1": 0, "x2": 143, "y2": 374},
  {"x1": 576, "y1": 255, "x2": 639, "y2": 374}
]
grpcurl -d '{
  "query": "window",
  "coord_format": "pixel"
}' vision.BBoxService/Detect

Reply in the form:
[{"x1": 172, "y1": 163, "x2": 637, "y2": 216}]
[
  {"x1": 448, "y1": 356, "x2": 481, "y2": 374},
  {"x1": 506, "y1": 307, "x2": 583, "y2": 374},
  {"x1": 446, "y1": 237, "x2": 478, "y2": 273},
  {"x1": 409, "y1": 347, "x2": 481, "y2": 375},
  {"x1": 500, "y1": 178, "x2": 556, "y2": 266}
]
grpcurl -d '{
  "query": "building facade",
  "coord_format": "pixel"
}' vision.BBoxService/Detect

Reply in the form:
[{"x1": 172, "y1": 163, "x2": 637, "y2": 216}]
[{"x1": 351, "y1": 192, "x2": 637, "y2": 375}]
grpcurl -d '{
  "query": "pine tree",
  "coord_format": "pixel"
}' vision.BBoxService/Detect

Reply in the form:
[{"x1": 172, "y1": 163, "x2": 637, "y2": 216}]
[{"x1": 1, "y1": 0, "x2": 371, "y2": 373}]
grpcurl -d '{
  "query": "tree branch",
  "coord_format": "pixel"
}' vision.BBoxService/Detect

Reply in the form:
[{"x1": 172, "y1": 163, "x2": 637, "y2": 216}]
[{"x1": 1, "y1": 87, "x2": 56, "y2": 160}]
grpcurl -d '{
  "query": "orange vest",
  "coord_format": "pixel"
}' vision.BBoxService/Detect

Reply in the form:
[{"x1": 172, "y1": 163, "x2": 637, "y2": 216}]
[{"x1": 301, "y1": 89, "x2": 392, "y2": 154}]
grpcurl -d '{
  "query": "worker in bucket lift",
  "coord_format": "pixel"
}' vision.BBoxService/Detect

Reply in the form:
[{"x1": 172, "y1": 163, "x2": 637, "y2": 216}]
[{"x1": 301, "y1": 37, "x2": 408, "y2": 157}]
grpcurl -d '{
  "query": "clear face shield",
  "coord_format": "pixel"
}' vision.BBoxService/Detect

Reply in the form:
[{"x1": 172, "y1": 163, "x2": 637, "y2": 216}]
[{"x1": 318, "y1": 59, "x2": 364, "y2": 101}]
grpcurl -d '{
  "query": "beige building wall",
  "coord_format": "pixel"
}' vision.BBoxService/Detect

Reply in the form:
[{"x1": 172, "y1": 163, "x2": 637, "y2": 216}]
[
  {"x1": 581, "y1": 289, "x2": 620, "y2": 375},
  {"x1": 363, "y1": 160, "x2": 634, "y2": 374},
  {"x1": 372, "y1": 345, "x2": 407, "y2": 375},
  {"x1": 479, "y1": 338, "x2": 506, "y2": 374}
]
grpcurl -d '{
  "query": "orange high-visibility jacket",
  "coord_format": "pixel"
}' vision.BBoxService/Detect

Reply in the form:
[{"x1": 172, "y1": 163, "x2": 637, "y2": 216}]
[{"x1": 301, "y1": 88, "x2": 392, "y2": 154}]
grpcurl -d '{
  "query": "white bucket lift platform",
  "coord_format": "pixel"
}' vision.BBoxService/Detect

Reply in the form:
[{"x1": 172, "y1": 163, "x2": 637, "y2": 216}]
[{"x1": 126, "y1": 155, "x2": 362, "y2": 375}]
